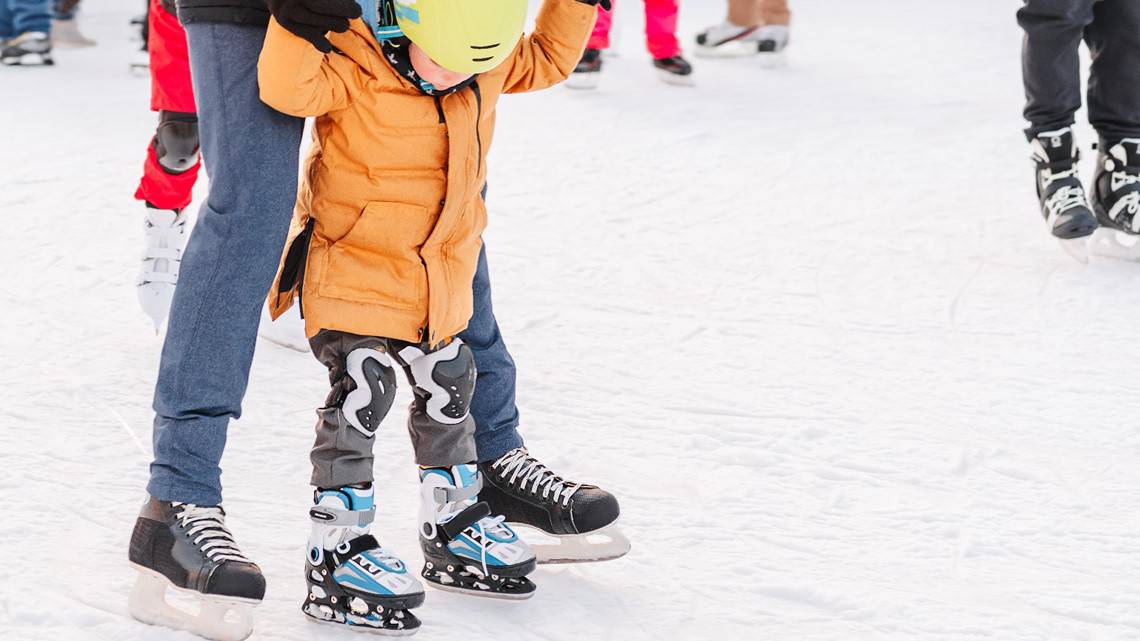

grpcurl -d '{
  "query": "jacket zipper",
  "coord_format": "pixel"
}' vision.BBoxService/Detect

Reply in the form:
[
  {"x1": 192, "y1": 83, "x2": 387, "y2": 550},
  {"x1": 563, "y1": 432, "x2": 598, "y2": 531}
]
[{"x1": 471, "y1": 80, "x2": 483, "y2": 176}]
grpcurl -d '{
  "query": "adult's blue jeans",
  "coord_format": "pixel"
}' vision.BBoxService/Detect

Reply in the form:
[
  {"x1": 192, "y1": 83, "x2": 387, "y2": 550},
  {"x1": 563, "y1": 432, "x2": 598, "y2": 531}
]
[
  {"x1": 148, "y1": 22, "x2": 523, "y2": 506},
  {"x1": 0, "y1": 0, "x2": 51, "y2": 37}
]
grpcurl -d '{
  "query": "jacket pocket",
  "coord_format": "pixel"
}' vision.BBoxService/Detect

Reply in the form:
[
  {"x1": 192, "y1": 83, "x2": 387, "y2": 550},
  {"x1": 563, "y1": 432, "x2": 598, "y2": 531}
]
[{"x1": 318, "y1": 201, "x2": 433, "y2": 311}]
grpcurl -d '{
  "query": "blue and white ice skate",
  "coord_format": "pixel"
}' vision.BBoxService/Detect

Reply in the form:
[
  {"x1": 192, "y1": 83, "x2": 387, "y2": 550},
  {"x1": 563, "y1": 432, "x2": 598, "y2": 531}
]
[
  {"x1": 304, "y1": 485, "x2": 425, "y2": 634},
  {"x1": 419, "y1": 465, "x2": 537, "y2": 599}
]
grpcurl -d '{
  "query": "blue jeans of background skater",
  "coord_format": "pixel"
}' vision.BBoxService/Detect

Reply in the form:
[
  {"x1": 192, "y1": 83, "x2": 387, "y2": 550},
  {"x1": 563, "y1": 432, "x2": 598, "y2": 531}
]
[
  {"x1": 147, "y1": 22, "x2": 524, "y2": 506},
  {"x1": 0, "y1": 0, "x2": 51, "y2": 38}
]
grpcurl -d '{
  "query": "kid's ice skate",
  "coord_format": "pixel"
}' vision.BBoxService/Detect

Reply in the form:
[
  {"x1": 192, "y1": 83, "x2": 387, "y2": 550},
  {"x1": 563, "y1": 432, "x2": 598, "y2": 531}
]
[
  {"x1": 1, "y1": 31, "x2": 53, "y2": 66},
  {"x1": 653, "y1": 55, "x2": 694, "y2": 86},
  {"x1": 304, "y1": 485, "x2": 425, "y2": 634},
  {"x1": 128, "y1": 497, "x2": 264, "y2": 641},
  {"x1": 1030, "y1": 127, "x2": 1098, "y2": 262},
  {"x1": 566, "y1": 48, "x2": 602, "y2": 90},
  {"x1": 137, "y1": 207, "x2": 188, "y2": 331},
  {"x1": 1090, "y1": 138, "x2": 1140, "y2": 261},
  {"x1": 419, "y1": 465, "x2": 537, "y2": 599},
  {"x1": 479, "y1": 447, "x2": 629, "y2": 564}
]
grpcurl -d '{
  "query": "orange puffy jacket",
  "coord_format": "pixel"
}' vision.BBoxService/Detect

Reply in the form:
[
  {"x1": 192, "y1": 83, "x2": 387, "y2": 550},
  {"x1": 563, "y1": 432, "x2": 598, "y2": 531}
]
[{"x1": 258, "y1": 0, "x2": 595, "y2": 346}]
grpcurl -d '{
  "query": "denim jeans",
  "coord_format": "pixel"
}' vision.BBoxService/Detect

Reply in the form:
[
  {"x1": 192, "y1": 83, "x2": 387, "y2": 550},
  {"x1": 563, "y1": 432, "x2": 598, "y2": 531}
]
[
  {"x1": 148, "y1": 22, "x2": 523, "y2": 506},
  {"x1": 0, "y1": 0, "x2": 51, "y2": 37}
]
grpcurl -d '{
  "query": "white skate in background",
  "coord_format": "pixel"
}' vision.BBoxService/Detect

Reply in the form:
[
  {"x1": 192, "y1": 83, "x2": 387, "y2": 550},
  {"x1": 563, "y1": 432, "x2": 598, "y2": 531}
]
[
  {"x1": 137, "y1": 208, "x2": 188, "y2": 332},
  {"x1": 257, "y1": 302, "x2": 308, "y2": 352}
]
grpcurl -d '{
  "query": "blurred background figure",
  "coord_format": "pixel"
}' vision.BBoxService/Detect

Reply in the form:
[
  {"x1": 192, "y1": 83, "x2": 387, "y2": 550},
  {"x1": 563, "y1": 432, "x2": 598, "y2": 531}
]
[
  {"x1": 134, "y1": 0, "x2": 200, "y2": 329},
  {"x1": 1018, "y1": 0, "x2": 1140, "y2": 262},
  {"x1": 51, "y1": 0, "x2": 94, "y2": 48},
  {"x1": 694, "y1": 0, "x2": 789, "y2": 61},
  {"x1": 0, "y1": 0, "x2": 53, "y2": 65},
  {"x1": 568, "y1": 0, "x2": 693, "y2": 88}
]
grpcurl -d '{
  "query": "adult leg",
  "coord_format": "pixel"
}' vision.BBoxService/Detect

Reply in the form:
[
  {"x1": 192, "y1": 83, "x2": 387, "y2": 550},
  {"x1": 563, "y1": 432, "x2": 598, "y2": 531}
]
[
  {"x1": 756, "y1": 0, "x2": 793, "y2": 26},
  {"x1": 458, "y1": 244, "x2": 525, "y2": 464},
  {"x1": 147, "y1": 21, "x2": 304, "y2": 505},
  {"x1": 1085, "y1": 0, "x2": 1140, "y2": 144},
  {"x1": 9, "y1": 0, "x2": 50, "y2": 34},
  {"x1": 1017, "y1": 0, "x2": 1097, "y2": 139},
  {"x1": 728, "y1": 0, "x2": 762, "y2": 28}
]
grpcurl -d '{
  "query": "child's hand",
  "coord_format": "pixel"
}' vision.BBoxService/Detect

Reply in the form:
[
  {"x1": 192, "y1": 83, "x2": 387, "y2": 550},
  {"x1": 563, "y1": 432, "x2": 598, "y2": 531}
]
[
  {"x1": 267, "y1": 0, "x2": 363, "y2": 53},
  {"x1": 575, "y1": 0, "x2": 612, "y2": 10}
]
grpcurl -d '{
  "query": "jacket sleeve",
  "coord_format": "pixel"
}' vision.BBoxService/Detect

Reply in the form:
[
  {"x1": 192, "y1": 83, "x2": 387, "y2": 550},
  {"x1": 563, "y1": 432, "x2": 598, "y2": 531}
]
[
  {"x1": 258, "y1": 18, "x2": 361, "y2": 116},
  {"x1": 498, "y1": 0, "x2": 597, "y2": 94}
]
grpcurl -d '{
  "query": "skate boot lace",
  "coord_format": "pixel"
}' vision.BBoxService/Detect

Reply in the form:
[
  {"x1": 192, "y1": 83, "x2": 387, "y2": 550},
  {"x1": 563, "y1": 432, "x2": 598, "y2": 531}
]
[
  {"x1": 141, "y1": 212, "x2": 187, "y2": 283},
  {"x1": 491, "y1": 448, "x2": 580, "y2": 507},
  {"x1": 172, "y1": 503, "x2": 252, "y2": 564},
  {"x1": 1045, "y1": 184, "x2": 1089, "y2": 218}
]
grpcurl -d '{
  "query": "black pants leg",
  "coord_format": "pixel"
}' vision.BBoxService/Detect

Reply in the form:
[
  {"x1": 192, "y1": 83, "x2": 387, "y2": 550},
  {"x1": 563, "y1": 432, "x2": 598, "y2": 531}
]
[
  {"x1": 1018, "y1": 0, "x2": 1097, "y2": 139},
  {"x1": 1084, "y1": 0, "x2": 1140, "y2": 145}
]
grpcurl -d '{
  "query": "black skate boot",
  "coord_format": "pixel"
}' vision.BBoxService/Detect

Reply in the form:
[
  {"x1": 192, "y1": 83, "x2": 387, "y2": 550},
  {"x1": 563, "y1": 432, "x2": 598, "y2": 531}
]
[
  {"x1": 128, "y1": 497, "x2": 264, "y2": 641},
  {"x1": 303, "y1": 484, "x2": 424, "y2": 634},
  {"x1": 1089, "y1": 138, "x2": 1140, "y2": 260},
  {"x1": 1, "y1": 31, "x2": 53, "y2": 66},
  {"x1": 1029, "y1": 127, "x2": 1098, "y2": 262},
  {"x1": 419, "y1": 465, "x2": 537, "y2": 599},
  {"x1": 566, "y1": 48, "x2": 602, "y2": 90},
  {"x1": 652, "y1": 55, "x2": 694, "y2": 86},
  {"x1": 479, "y1": 447, "x2": 629, "y2": 564}
]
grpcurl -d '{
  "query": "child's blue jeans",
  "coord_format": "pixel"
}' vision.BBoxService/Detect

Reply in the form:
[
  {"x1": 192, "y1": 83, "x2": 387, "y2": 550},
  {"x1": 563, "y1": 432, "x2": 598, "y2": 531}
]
[{"x1": 0, "y1": 0, "x2": 51, "y2": 38}]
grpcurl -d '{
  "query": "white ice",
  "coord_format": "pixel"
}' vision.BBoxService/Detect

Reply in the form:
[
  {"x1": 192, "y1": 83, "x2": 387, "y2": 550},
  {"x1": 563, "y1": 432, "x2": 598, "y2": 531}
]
[{"x1": 2, "y1": 1, "x2": 1140, "y2": 640}]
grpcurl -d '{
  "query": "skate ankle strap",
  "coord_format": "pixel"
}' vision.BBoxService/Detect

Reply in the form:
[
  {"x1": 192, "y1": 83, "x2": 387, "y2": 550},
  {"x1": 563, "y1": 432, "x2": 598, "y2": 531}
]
[
  {"x1": 440, "y1": 502, "x2": 492, "y2": 541},
  {"x1": 310, "y1": 505, "x2": 375, "y2": 527},
  {"x1": 433, "y1": 474, "x2": 482, "y2": 504}
]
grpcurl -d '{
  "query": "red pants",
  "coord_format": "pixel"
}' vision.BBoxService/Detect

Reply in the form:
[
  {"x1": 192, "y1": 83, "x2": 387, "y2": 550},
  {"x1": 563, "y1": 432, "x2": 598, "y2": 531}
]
[
  {"x1": 588, "y1": 0, "x2": 681, "y2": 60},
  {"x1": 134, "y1": 0, "x2": 200, "y2": 211}
]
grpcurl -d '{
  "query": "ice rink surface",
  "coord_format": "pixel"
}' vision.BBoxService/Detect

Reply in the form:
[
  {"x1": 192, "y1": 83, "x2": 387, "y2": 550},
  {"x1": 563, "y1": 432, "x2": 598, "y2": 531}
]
[{"x1": 2, "y1": 0, "x2": 1140, "y2": 639}]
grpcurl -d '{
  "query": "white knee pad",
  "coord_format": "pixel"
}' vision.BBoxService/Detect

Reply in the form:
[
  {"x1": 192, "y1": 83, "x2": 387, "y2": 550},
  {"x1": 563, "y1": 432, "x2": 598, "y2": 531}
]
[
  {"x1": 341, "y1": 348, "x2": 397, "y2": 438},
  {"x1": 398, "y1": 341, "x2": 476, "y2": 425}
]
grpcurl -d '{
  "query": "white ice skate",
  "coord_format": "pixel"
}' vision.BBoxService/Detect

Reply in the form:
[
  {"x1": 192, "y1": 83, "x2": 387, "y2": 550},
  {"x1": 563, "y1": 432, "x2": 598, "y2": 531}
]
[
  {"x1": 51, "y1": 19, "x2": 96, "y2": 48},
  {"x1": 257, "y1": 301, "x2": 309, "y2": 352},
  {"x1": 695, "y1": 22, "x2": 788, "y2": 65},
  {"x1": 137, "y1": 207, "x2": 188, "y2": 331}
]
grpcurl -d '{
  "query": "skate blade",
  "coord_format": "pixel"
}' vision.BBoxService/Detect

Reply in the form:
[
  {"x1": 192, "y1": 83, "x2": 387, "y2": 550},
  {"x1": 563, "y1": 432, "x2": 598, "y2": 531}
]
[
  {"x1": 693, "y1": 40, "x2": 757, "y2": 59},
  {"x1": 512, "y1": 522, "x2": 631, "y2": 564},
  {"x1": 137, "y1": 282, "x2": 175, "y2": 332},
  {"x1": 1058, "y1": 236, "x2": 1090, "y2": 264},
  {"x1": 423, "y1": 579, "x2": 535, "y2": 601},
  {"x1": 129, "y1": 564, "x2": 258, "y2": 641},
  {"x1": 564, "y1": 73, "x2": 600, "y2": 90},
  {"x1": 1, "y1": 53, "x2": 54, "y2": 66},
  {"x1": 303, "y1": 605, "x2": 421, "y2": 636},
  {"x1": 656, "y1": 69, "x2": 695, "y2": 87},
  {"x1": 1090, "y1": 227, "x2": 1140, "y2": 262},
  {"x1": 755, "y1": 50, "x2": 789, "y2": 68}
]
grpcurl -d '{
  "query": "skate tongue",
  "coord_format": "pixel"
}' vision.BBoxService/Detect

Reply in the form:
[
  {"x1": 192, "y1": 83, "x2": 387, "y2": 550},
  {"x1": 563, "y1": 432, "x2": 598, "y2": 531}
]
[
  {"x1": 1110, "y1": 139, "x2": 1140, "y2": 166},
  {"x1": 1034, "y1": 128, "x2": 1077, "y2": 163}
]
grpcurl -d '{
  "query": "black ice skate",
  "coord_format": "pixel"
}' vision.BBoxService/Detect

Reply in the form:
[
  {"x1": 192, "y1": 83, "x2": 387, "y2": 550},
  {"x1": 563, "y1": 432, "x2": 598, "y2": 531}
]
[
  {"x1": 653, "y1": 55, "x2": 694, "y2": 86},
  {"x1": 419, "y1": 465, "x2": 537, "y2": 599},
  {"x1": 1, "y1": 31, "x2": 53, "y2": 66},
  {"x1": 128, "y1": 497, "x2": 264, "y2": 641},
  {"x1": 479, "y1": 448, "x2": 630, "y2": 564},
  {"x1": 1090, "y1": 138, "x2": 1140, "y2": 261},
  {"x1": 1029, "y1": 127, "x2": 1098, "y2": 262},
  {"x1": 566, "y1": 48, "x2": 602, "y2": 90}
]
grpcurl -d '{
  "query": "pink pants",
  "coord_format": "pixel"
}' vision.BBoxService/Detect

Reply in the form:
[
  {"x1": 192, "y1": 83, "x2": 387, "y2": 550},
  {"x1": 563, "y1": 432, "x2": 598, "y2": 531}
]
[{"x1": 587, "y1": 0, "x2": 681, "y2": 60}]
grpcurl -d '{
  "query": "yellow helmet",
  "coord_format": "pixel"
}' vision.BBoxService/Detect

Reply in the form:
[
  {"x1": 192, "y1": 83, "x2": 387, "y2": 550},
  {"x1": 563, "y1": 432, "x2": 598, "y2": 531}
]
[{"x1": 393, "y1": 0, "x2": 528, "y2": 75}]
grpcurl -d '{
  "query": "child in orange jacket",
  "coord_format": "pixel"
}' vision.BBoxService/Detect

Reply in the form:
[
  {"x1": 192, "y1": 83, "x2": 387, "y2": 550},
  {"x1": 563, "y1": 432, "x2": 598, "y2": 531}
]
[{"x1": 257, "y1": 0, "x2": 599, "y2": 630}]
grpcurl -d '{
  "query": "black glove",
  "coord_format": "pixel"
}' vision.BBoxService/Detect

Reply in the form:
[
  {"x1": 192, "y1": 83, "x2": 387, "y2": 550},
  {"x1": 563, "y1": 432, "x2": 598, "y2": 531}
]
[
  {"x1": 576, "y1": 0, "x2": 612, "y2": 11},
  {"x1": 267, "y1": 0, "x2": 363, "y2": 53}
]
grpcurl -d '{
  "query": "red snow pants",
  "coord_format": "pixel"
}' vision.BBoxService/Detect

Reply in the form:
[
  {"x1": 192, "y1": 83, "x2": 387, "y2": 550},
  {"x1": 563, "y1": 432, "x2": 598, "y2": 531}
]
[
  {"x1": 133, "y1": 0, "x2": 200, "y2": 211},
  {"x1": 588, "y1": 0, "x2": 681, "y2": 60}
]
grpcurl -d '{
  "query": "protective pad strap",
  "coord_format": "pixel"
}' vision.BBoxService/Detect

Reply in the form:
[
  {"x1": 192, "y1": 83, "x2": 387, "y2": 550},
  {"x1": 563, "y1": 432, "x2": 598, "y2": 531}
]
[
  {"x1": 309, "y1": 505, "x2": 376, "y2": 527},
  {"x1": 440, "y1": 501, "x2": 492, "y2": 541},
  {"x1": 433, "y1": 472, "x2": 482, "y2": 504}
]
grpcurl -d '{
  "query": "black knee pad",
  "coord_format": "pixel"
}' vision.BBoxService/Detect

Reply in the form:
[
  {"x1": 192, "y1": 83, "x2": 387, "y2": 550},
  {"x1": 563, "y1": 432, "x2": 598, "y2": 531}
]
[
  {"x1": 338, "y1": 348, "x2": 398, "y2": 437},
  {"x1": 153, "y1": 110, "x2": 200, "y2": 175},
  {"x1": 429, "y1": 342, "x2": 476, "y2": 422}
]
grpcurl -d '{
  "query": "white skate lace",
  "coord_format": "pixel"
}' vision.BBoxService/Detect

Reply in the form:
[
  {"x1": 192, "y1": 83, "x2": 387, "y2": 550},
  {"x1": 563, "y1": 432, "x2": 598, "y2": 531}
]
[
  {"x1": 173, "y1": 503, "x2": 252, "y2": 564},
  {"x1": 1046, "y1": 185, "x2": 1088, "y2": 218},
  {"x1": 140, "y1": 213, "x2": 186, "y2": 284},
  {"x1": 491, "y1": 448, "x2": 580, "y2": 507}
]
